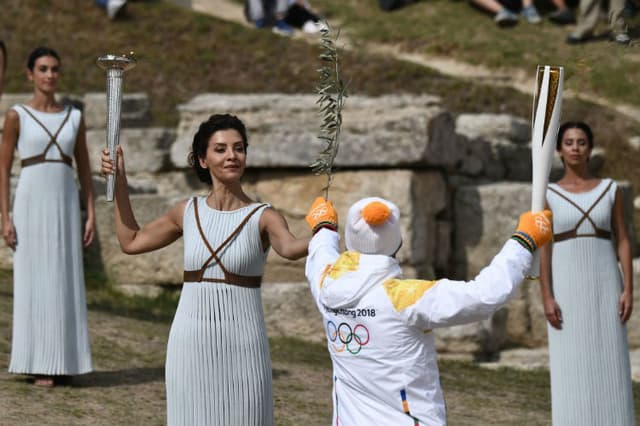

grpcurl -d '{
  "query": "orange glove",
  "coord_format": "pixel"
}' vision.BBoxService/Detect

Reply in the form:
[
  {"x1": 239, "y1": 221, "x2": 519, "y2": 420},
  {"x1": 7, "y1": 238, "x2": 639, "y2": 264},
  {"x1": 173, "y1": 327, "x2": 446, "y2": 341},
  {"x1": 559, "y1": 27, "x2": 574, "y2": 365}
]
[
  {"x1": 511, "y1": 210, "x2": 553, "y2": 253},
  {"x1": 305, "y1": 197, "x2": 338, "y2": 234}
]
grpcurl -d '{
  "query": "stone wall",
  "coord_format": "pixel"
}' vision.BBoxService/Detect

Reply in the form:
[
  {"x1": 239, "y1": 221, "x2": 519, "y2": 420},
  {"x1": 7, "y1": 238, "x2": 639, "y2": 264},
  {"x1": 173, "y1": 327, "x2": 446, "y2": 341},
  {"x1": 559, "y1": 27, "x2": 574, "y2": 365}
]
[{"x1": 1, "y1": 93, "x2": 638, "y2": 354}]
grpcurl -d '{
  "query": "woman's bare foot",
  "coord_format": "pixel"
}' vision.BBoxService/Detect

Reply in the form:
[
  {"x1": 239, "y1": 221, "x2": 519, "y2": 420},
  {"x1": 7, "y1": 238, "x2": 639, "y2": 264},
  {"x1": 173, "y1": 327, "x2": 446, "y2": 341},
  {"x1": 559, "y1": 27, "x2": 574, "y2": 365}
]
[{"x1": 34, "y1": 375, "x2": 55, "y2": 387}]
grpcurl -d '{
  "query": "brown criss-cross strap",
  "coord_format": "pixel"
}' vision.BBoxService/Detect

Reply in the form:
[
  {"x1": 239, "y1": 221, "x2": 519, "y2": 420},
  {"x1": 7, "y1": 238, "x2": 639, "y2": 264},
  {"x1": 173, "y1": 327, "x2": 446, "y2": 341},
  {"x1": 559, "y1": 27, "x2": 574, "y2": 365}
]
[
  {"x1": 18, "y1": 105, "x2": 73, "y2": 168},
  {"x1": 549, "y1": 180, "x2": 614, "y2": 242},
  {"x1": 183, "y1": 197, "x2": 268, "y2": 287}
]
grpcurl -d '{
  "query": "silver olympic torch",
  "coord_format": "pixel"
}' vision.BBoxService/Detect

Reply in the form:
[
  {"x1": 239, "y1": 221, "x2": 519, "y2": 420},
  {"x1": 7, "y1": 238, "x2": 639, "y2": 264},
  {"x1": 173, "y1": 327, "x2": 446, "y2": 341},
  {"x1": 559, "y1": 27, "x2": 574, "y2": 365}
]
[
  {"x1": 527, "y1": 65, "x2": 563, "y2": 279},
  {"x1": 96, "y1": 53, "x2": 137, "y2": 202}
]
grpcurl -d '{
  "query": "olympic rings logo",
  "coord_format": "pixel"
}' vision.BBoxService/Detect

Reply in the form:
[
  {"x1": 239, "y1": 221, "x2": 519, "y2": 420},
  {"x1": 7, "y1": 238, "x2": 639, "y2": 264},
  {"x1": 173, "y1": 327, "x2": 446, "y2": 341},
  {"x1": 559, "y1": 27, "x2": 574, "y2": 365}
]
[{"x1": 326, "y1": 321, "x2": 370, "y2": 355}]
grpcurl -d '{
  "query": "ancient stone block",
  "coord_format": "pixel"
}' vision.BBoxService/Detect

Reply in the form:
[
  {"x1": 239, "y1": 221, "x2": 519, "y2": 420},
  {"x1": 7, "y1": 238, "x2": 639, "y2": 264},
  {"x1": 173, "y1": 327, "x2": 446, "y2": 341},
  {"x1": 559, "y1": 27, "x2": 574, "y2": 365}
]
[
  {"x1": 171, "y1": 94, "x2": 457, "y2": 170},
  {"x1": 86, "y1": 127, "x2": 175, "y2": 174},
  {"x1": 91, "y1": 194, "x2": 184, "y2": 286},
  {"x1": 82, "y1": 92, "x2": 151, "y2": 129}
]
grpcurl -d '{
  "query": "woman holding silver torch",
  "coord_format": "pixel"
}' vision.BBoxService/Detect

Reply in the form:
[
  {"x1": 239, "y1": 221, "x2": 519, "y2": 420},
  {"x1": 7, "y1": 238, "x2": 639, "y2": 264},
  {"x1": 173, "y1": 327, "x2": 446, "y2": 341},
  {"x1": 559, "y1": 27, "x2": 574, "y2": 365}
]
[
  {"x1": 540, "y1": 121, "x2": 635, "y2": 425},
  {"x1": 101, "y1": 113, "x2": 311, "y2": 425},
  {"x1": 0, "y1": 47, "x2": 95, "y2": 387}
]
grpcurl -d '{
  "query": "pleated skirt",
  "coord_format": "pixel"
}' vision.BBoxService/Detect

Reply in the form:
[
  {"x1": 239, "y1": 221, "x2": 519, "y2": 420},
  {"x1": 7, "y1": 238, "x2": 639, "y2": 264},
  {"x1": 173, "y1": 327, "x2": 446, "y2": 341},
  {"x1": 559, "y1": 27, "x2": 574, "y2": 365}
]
[
  {"x1": 166, "y1": 282, "x2": 274, "y2": 426},
  {"x1": 9, "y1": 164, "x2": 92, "y2": 375},
  {"x1": 548, "y1": 238, "x2": 635, "y2": 425}
]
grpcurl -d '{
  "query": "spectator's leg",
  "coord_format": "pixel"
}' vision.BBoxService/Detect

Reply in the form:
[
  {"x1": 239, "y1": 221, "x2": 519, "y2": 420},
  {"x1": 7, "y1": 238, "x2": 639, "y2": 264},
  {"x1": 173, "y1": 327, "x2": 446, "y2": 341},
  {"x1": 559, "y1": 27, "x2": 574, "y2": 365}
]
[
  {"x1": 272, "y1": 0, "x2": 294, "y2": 35},
  {"x1": 472, "y1": 0, "x2": 506, "y2": 14},
  {"x1": 572, "y1": 0, "x2": 601, "y2": 37},
  {"x1": 609, "y1": 0, "x2": 629, "y2": 37},
  {"x1": 521, "y1": 0, "x2": 542, "y2": 23},
  {"x1": 246, "y1": 0, "x2": 266, "y2": 23},
  {"x1": 548, "y1": 0, "x2": 576, "y2": 24},
  {"x1": 274, "y1": 0, "x2": 289, "y2": 16},
  {"x1": 470, "y1": 0, "x2": 520, "y2": 24}
]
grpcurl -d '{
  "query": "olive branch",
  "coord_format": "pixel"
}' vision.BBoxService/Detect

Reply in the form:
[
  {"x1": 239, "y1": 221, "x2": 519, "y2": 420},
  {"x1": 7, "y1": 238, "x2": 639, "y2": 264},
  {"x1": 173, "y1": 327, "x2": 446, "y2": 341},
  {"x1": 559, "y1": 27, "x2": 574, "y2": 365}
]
[{"x1": 310, "y1": 22, "x2": 348, "y2": 200}]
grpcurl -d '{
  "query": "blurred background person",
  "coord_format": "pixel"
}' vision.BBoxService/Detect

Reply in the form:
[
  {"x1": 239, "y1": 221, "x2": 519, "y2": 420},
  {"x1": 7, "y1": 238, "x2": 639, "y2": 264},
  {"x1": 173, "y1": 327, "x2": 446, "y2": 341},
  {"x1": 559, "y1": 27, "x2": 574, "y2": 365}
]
[
  {"x1": 245, "y1": 0, "x2": 295, "y2": 35},
  {"x1": 469, "y1": 0, "x2": 542, "y2": 26},
  {"x1": 566, "y1": 0, "x2": 630, "y2": 43}
]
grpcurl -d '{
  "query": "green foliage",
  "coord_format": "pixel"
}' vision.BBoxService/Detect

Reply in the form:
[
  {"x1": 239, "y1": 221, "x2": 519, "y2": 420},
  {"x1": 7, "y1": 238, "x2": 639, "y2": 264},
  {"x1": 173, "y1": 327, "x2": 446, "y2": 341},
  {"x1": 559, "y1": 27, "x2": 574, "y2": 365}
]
[{"x1": 310, "y1": 23, "x2": 348, "y2": 199}]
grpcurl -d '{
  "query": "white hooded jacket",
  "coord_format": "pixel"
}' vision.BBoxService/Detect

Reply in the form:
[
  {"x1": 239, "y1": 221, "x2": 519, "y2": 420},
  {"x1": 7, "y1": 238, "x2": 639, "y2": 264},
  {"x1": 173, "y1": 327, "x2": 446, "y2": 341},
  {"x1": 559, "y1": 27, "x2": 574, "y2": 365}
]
[{"x1": 305, "y1": 228, "x2": 533, "y2": 426}]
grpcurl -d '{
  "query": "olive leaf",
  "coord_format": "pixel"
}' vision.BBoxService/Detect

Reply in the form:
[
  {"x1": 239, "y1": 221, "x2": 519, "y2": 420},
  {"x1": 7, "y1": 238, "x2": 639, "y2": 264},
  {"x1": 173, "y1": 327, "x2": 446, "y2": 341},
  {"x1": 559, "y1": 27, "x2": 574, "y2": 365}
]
[{"x1": 311, "y1": 22, "x2": 348, "y2": 200}]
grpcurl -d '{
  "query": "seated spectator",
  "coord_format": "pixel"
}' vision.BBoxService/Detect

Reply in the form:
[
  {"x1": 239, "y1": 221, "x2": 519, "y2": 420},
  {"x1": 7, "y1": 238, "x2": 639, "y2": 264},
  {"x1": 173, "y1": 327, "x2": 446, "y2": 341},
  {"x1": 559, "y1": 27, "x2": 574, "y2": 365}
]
[
  {"x1": 245, "y1": 0, "x2": 325, "y2": 35},
  {"x1": 469, "y1": 0, "x2": 542, "y2": 26}
]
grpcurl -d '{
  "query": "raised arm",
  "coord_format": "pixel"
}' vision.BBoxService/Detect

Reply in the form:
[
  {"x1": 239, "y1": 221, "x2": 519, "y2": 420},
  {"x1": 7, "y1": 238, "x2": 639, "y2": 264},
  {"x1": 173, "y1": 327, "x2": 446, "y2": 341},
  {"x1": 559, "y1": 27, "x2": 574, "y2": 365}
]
[
  {"x1": 260, "y1": 207, "x2": 310, "y2": 260},
  {"x1": 304, "y1": 197, "x2": 340, "y2": 300},
  {"x1": 102, "y1": 145, "x2": 184, "y2": 254},
  {"x1": 612, "y1": 187, "x2": 633, "y2": 323},
  {"x1": 0, "y1": 110, "x2": 18, "y2": 250},
  {"x1": 397, "y1": 211, "x2": 553, "y2": 329},
  {"x1": 74, "y1": 117, "x2": 96, "y2": 247}
]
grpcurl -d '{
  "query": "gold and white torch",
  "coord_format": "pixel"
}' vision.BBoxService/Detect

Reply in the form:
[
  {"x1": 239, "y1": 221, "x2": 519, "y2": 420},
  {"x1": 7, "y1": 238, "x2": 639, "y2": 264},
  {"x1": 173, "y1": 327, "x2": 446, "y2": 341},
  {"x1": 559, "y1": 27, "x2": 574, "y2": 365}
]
[
  {"x1": 528, "y1": 65, "x2": 563, "y2": 278},
  {"x1": 96, "y1": 53, "x2": 137, "y2": 202}
]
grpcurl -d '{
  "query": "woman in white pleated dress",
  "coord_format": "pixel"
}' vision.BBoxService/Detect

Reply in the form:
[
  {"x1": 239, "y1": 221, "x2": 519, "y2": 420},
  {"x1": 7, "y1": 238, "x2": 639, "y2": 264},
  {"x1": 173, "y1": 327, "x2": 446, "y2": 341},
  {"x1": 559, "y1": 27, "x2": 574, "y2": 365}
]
[
  {"x1": 0, "y1": 47, "x2": 95, "y2": 387},
  {"x1": 539, "y1": 121, "x2": 635, "y2": 425},
  {"x1": 101, "y1": 113, "x2": 310, "y2": 425}
]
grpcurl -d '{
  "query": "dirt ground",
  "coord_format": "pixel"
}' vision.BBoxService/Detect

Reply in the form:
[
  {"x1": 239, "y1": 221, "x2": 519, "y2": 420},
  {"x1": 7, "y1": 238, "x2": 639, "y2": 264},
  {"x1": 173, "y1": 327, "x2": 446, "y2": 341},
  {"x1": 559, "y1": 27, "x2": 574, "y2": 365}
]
[
  {"x1": 0, "y1": 272, "x2": 561, "y2": 425},
  {"x1": 0, "y1": 276, "x2": 336, "y2": 426}
]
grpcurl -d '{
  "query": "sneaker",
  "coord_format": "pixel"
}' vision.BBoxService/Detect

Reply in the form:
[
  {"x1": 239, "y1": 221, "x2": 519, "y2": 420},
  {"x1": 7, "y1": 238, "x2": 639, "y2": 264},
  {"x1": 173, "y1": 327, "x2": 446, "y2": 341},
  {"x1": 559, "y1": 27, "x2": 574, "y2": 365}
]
[
  {"x1": 106, "y1": 0, "x2": 126, "y2": 20},
  {"x1": 522, "y1": 5, "x2": 542, "y2": 24},
  {"x1": 613, "y1": 32, "x2": 631, "y2": 45},
  {"x1": 272, "y1": 20, "x2": 294, "y2": 36},
  {"x1": 254, "y1": 18, "x2": 266, "y2": 29},
  {"x1": 548, "y1": 8, "x2": 575, "y2": 24},
  {"x1": 494, "y1": 8, "x2": 519, "y2": 27}
]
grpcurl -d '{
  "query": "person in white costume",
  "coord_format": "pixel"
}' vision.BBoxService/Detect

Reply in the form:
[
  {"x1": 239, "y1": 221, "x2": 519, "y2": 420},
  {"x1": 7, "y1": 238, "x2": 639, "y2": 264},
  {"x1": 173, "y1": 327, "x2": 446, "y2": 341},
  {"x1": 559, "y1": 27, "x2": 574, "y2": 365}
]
[
  {"x1": 101, "y1": 114, "x2": 310, "y2": 425},
  {"x1": 1, "y1": 47, "x2": 95, "y2": 388},
  {"x1": 304, "y1": 196, "x2": 553, "y2": 425}
]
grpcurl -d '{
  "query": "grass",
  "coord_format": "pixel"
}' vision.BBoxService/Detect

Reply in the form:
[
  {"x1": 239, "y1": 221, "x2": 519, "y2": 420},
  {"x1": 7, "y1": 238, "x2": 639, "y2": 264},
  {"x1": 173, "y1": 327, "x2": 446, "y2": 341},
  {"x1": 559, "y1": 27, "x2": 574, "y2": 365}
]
[
  {"x1": 2, "y1": 269, "x2": 640, "y2": 424},
  {"x1": 313, "y1": 0, "x2": 640, "y2": 106}
]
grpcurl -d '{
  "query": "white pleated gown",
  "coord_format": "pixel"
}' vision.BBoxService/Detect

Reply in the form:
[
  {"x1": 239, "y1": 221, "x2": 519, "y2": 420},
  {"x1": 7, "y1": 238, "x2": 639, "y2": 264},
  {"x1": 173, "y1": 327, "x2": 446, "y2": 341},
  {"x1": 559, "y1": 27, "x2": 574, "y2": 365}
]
[
  {"x1": 166, "y1": 198, "x2": 273, "y2": 426},
  {"x1": 546, "y1": 179, "x2": 635, "y2": 426},
  {"x1": 9, "y1": 105, "x2": 92, "y2": 376}
]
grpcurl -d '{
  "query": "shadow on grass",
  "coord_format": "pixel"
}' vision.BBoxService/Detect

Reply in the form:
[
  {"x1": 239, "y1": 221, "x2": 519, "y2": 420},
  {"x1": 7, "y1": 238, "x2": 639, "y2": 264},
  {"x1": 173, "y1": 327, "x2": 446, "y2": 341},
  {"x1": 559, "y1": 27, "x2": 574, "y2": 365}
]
[
  {"x1": 273, "y1": 368, "x2": 291, "y2": 379},
  {"x1": 70, "y1": 367, "x2": 165, "y2": 388}
]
